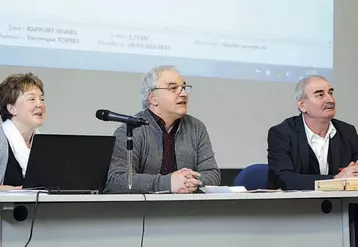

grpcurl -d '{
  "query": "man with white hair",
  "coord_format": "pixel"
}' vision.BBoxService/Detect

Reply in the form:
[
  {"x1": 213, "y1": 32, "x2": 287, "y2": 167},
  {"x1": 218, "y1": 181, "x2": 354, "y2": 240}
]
[
  {"x1": 267, "y1": 75, "x2": 358, "y2": 190},
  {"x1": 106, "y1": 65, "x2": 220, "y2": 193}
]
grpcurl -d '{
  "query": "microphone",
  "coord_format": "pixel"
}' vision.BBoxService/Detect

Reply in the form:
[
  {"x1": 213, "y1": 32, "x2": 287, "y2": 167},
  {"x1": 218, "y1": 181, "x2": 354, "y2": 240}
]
[
  {"x1": 96, "y1": 109, "x2": 149, "y2": 127},
  {"x1": 96, "y1": 109, "x2": 149, "y2": 191}
]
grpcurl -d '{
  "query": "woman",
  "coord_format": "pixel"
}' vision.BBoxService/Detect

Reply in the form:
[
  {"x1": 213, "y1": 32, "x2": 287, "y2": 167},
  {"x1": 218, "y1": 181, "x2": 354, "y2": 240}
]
[{"x1": 0, "y1": 73, "x2": 46, "y2": 189}]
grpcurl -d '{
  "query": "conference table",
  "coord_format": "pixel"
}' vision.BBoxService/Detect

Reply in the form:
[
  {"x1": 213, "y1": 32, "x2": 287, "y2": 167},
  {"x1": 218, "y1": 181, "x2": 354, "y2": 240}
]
[{"x1": 0, "y1": 190, "x2": 357, "y2": 247}]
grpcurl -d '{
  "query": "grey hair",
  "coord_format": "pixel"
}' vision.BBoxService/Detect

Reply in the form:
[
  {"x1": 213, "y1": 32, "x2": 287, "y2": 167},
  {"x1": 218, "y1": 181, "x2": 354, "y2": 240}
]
[
  {"x1": 140, "y1": 65, "x2": 179, "y2": 109},
  {"x1": 294, "y1": 75, "x2": 328, "y2": 100}
]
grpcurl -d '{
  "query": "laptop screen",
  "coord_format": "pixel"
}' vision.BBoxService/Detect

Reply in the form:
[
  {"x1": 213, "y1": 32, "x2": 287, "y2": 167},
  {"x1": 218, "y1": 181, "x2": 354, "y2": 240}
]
[{"x1": 23, "y1": 134, "x2": 116, "y2": 193}]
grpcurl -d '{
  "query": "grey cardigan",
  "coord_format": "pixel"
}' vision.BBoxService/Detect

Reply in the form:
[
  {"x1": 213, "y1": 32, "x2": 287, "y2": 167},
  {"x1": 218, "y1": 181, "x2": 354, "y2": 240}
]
[
  {"x1": 105, "y1": 109, "x2": 221, "y2": 193},
  {"x1": 0, "y1": 120, "x2": 9, "y2": 184}
]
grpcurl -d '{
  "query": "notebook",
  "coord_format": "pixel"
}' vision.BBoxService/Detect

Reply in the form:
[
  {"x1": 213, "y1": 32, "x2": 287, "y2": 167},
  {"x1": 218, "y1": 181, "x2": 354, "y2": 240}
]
[{"x1": 22, "y1": 134, "x2": 116, "y2": 194}]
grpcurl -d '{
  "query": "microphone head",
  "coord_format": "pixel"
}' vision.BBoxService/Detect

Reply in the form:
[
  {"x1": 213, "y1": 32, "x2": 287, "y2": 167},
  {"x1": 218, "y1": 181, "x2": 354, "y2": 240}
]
[{"x1": 96, "y1": 109, "x2": 110, "y2": 121}]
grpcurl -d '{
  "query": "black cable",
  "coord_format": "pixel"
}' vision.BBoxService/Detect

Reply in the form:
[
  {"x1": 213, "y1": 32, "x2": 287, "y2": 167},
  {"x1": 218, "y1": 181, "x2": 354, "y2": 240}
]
[
  {"x1": 23, "y1": 189, "x2": 146, "y2": 246},
  {"x1": 141, "y1": 193, "x2": 147, "y2": 247},
  {"x1": 24, "y1": 190, "x2": 48, "y2": 247}
]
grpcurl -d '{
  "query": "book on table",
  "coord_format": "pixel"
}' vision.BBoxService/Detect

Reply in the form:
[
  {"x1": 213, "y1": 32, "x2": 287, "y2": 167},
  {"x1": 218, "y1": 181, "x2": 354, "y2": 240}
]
[{"x1": 315, "y1": 178, "x2": 358, "y2": 191}]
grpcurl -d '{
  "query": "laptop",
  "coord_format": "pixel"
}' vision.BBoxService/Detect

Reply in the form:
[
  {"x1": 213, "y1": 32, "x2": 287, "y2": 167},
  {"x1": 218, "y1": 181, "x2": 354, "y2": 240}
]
[{"x1": 23, "y1": 134, "x2": 116, "y2": 194}]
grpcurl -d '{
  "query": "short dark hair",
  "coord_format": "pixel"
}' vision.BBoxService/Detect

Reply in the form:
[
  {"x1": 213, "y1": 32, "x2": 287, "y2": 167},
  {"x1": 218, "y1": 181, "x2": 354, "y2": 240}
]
[{"x1": 0, "y1": 73, "x2": 44, "y2": 121}]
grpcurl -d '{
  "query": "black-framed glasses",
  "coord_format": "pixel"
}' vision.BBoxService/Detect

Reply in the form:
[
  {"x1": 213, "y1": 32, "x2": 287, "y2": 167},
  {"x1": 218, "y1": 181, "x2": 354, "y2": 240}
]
[{"x1": 152, "y1": 84, "x2": 192, "y2": 95}]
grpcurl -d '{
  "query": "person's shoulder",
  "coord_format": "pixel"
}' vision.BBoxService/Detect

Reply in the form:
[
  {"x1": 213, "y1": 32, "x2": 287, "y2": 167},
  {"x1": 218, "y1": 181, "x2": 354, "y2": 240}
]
[
  {"x1": 332, "y1": 118, "x2": 354, "y2": 127},
  {"x1": 0, "y1": 126, "x2": 6, "y2": 144},
  {"x1": 182, "y1": 114, "x2": 207, "y2": 129},
  {"x1": 271, "y1": 116, "x2": 300, "y2": 129},
  {"x1": 331, "y1": 118, "x2": 357, "y2": 132},
  {"x1": 112, "y1": 110, "x2": 146, "y2": 137},
  {"x1": 0, "y1": 127, "x2": 7, "y2": 156},
  {"x1": 133, "y1": 110, "x2": 146, "y2": 118},
  {"x1": 269, "y1": 115, "x2": 300, "y2": 134}
]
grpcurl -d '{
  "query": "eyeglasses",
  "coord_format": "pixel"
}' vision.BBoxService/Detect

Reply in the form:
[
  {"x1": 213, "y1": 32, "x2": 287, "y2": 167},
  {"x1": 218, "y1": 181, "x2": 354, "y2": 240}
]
[{"x1": 152, "y1": 84, "x2": 192, "y2": 95}]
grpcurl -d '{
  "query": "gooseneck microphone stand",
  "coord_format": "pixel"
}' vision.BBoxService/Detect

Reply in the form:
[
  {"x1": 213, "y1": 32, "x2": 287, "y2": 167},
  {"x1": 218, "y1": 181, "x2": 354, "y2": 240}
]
[
  {"x1": 126, "y1": 126, "x2": 134, "y2": 190},
  {"x1": 124, "y1": 118, "x2": 149, "y2": 191},
  {"x1": 95, "y1": 109, "x2": 149, "y2": 192}
]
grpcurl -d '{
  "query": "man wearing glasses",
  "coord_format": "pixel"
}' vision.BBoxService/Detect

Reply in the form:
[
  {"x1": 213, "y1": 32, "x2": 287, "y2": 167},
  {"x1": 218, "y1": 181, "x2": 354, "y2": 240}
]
[{"x1": 105, "y1": 65, "x2": 220, "y2": 193}]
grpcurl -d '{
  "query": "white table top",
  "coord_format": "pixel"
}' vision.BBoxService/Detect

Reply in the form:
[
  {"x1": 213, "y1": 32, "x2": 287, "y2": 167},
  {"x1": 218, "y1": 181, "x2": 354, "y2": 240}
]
[{"x1": 1, "y1": 190, "x2": 358, "y2": 203}]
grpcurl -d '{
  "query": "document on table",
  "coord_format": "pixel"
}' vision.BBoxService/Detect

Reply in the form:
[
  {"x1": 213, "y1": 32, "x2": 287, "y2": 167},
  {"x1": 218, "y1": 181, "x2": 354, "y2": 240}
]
[
  {"x1": 0, "y1": 189, "x2": 48, "y2": 195},
  {"x1": 200, "y1": 186, "x2": 282, "y2": 193},
  {"x1": 200, "y1": 186, "x2": 247, "y2": 193}
]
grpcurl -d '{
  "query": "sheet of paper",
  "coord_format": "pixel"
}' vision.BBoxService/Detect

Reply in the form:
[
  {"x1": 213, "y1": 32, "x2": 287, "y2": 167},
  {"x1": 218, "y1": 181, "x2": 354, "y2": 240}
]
[
  {"x1": 0, "y1": 189, "x2": 48, "y2": 195},
  {"x1": 200, "y1": 186, "x2": 247, "y2": 193}
]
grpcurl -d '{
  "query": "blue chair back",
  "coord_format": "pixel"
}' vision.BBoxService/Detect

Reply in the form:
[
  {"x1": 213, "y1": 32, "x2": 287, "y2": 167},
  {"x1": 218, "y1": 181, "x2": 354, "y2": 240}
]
[{"x1": 233, "y1": 164, "x2": 268, "y2": 190}]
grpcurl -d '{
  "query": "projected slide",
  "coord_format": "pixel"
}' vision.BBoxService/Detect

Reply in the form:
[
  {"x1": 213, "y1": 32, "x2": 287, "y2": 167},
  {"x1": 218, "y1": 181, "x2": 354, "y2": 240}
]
[{"x1": 0, "y1": 0, "x2": 333, "y2": 82}]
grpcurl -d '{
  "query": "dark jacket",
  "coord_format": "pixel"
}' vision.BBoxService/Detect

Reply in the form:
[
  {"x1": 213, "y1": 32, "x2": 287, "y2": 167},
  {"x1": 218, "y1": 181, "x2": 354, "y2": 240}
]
[{"x1": 267, "y1": 114, "x2": 358, "y2": 190}]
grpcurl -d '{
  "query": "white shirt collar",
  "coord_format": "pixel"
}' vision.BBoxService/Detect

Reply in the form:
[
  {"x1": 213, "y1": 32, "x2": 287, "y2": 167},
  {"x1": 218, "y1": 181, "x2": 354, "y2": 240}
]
[{"x1": 302, "y1": 115, "x2": 336, "y2": 141}]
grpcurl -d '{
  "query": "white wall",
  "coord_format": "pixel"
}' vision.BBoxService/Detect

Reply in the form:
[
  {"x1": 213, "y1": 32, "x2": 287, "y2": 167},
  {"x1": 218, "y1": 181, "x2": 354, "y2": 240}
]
[{"x1": 0, "y1": 0, "x2": 357, "y2": 168}]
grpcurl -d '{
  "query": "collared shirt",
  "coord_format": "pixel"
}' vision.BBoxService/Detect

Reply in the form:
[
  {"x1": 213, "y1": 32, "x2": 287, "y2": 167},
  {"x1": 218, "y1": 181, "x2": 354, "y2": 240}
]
[
  {"x1": 303, "y1": 116, "x2": 337, "y2": 175},
  {"x1": 148, "y1": 109, "x2": 180, "y2": 175}
]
